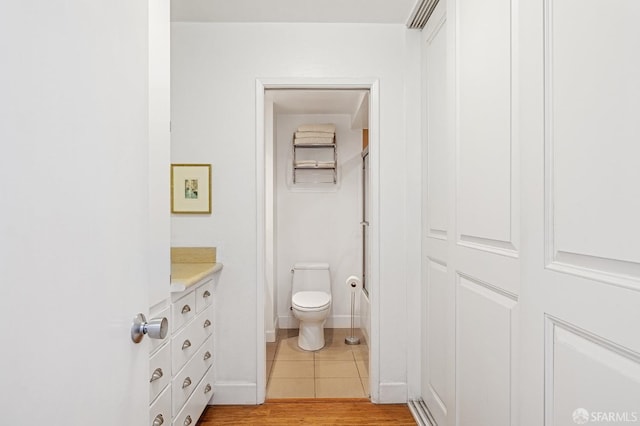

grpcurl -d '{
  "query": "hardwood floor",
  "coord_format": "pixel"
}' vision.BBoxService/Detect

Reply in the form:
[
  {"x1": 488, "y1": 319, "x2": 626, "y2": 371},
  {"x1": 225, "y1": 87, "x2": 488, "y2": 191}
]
[{"x1": 197, "y1": 399, "x2": 417, "y2": 425}]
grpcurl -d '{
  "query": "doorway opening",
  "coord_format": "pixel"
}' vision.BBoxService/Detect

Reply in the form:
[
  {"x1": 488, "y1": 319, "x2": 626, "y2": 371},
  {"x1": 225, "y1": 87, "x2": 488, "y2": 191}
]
[{"x1": 256, "y1": 79, "x2": 380, "y2": 403}]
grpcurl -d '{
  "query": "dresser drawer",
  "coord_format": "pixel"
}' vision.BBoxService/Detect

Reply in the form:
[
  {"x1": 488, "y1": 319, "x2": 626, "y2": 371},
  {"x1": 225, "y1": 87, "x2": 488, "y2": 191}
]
[
  {"x1": 149, "y1": 342, "x2": 171, "y2": 403},
  {"x1": 149, "y1": 383, "x2": 171, "y2": 426},
  {"x1": 171, "y1": 305, "x2": 213, "y2": 374},
  {"x1": 172, "y1": 367, "x2": 214, "y2": 426},
  {"x1": 149, "y1": 305, "x2": 171, "y2": 355},
  {"x1": 171, "y1": 292, "x2": 196, "y2": 333},
  {"x1": 195, "y1": 280, "x2": 213, "y2": 313},
  {"x1": 172, "y1": 335, "x2": 214, "y2": 415}
]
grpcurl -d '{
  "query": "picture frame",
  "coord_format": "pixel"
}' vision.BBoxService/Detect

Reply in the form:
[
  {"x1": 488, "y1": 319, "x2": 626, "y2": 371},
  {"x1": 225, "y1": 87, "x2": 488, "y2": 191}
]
[{"x1": 171, "y1": 164, "x2": 212, "y2": 214}]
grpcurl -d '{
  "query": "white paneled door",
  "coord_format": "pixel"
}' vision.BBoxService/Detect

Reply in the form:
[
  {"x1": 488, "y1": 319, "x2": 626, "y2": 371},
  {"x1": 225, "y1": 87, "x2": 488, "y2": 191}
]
[
  {"x1": 422, "y1": 0, "x2": 520, "y2": 424},
  {"x1": 519, "y1": 1, "x2": 640, "y2": 424},
  {"x1": 1, "y1": 1, "x2": 151, "y2": 424},
  {"x1": 422, "y1": 2, "x2": 454, "y2": 425},
  {"x1": 455, "y1": 0, "x2": 521, "y2": 423}
]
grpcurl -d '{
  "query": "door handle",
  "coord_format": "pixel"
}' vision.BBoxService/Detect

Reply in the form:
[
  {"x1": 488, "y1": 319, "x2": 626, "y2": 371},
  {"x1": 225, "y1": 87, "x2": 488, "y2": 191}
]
[
  {"x1": 360, "y1": 221, "x2": 369, "y2": 226},
  {"x1": 131, "y1": 313, "x2": 168, "y2": 343}
]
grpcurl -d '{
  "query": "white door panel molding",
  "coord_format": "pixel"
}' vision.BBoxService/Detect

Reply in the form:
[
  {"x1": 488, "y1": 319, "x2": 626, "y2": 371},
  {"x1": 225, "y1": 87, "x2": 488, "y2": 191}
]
[
  {"x1": 426, "y1": 10, "x2": 450, "y2": 241},
  {"x1": 424, "y1": 259, "x2": 449, "y2": 421},
  {"x1": 457, "y1": 274, "x2": 517, "y2": 426},
  {"x1": 456, "y1": 0, "x2": 519, "y2": 257},
  {"x1": 544, "y1": 0, "x2": 640, "y2": 289},
  {"x1": 544, "y1": 315, "x2": 640, "y2": 425}
]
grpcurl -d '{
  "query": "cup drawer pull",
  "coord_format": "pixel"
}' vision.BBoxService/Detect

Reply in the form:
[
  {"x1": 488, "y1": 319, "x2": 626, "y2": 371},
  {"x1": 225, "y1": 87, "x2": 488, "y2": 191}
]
[
  {"x1": 203, "y1": 290, "x2": 211, "y2": 298},
  {"x1": 182, "y1": 377, "x2": 192, "y2": 389},
  {"x1": 203, "y1": 319, "x2": 211, "y2": 328},
  {"x1": 181, "y1": 305, "x2": 191, "y2": 314},
  {"x1": 184, "y1": 415, "x2": 193, "y2": 426},
  {"x1": 150, "y1": 368, "x2": 163, "y2": 383},
  {"x1": 204, "y1": 383, "x2": 212, "y2": 394},
  {"x1": 182, "y1": 339, "x2": 191, "y2": 350},
  {"x1": 204, "y1": 351, "x2": 212, "y2": 361},
  {"x1": 152, "y1": 414, "x2": 164, "y2": 426}
]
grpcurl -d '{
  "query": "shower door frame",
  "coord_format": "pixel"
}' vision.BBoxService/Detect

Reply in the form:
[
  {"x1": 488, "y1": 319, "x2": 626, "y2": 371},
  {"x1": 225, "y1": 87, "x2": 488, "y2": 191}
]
[
  {"x1": 362, "y1": 146, "x2": 369, "y2": 296},
  {"x1": 255, "y1": 78, "x2": 380, "y2": 403}
]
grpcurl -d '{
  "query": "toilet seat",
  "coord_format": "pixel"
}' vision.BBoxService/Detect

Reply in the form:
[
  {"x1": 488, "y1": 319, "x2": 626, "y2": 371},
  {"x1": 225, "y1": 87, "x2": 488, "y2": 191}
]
[{"x1": 292, "y1": 291, "x2": 331, "y2": 311}]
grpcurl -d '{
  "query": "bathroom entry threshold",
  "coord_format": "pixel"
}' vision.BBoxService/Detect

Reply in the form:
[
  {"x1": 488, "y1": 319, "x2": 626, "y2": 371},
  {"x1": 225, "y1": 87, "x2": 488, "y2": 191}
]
[
  {"x1": 266, "y1": 328, "x2": 370, "y2": 400},
  {"x1": 265, "y1": 398, "x2": 370, "y2": 403}
]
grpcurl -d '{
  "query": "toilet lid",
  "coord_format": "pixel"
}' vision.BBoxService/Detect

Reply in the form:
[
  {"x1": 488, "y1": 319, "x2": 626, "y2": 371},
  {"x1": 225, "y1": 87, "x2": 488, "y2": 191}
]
[{"x1": 292, "y1": 291, "x2": 331, "y2": 309}]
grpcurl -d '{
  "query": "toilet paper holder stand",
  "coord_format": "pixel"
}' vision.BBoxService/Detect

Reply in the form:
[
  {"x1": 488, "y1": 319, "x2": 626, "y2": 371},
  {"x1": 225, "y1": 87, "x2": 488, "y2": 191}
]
[{"x1": 345, "y1": 281, "x2": 361, "y2": 345}]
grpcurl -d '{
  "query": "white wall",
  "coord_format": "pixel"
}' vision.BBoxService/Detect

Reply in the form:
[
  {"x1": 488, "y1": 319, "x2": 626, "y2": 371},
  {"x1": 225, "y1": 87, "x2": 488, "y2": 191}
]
[
  {"x1": 275, "y1": 113, "x2": 361, "y2": 329},
  {"x1": 171, "y1": 22, "x2": 420, "y2": 403}
]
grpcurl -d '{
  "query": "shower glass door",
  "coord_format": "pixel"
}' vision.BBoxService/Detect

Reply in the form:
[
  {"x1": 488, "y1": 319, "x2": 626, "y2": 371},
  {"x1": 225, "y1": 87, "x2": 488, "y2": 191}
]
[{"x1": 362, "y1": 148, "x2": 369, "y2": 294}]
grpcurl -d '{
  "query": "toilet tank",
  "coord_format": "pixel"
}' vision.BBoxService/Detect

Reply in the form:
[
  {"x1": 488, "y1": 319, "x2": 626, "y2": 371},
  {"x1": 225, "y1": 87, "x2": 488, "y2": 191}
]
[{"x1": 292, "y1": 262, "x2": 331, "y2": 294}]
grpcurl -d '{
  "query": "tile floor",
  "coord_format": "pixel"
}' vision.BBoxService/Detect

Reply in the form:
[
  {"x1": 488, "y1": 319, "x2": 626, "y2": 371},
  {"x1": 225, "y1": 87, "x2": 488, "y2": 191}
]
[{"x1": 266, "y1": 328, "x2": 370, "y2": 399}]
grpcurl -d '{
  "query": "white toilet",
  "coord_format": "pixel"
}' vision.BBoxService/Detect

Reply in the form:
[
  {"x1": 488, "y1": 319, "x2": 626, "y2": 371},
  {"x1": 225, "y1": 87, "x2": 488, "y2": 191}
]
[{"x1": 291, "y1": 262, "x2": 332, "y2": 351}]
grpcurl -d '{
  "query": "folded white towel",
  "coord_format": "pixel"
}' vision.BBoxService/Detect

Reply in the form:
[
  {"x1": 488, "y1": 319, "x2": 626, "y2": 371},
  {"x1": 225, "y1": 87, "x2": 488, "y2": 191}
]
[
  {"x1": 295, "y1": 131, "x2": 335, "y2": 139},
  {"x1": 297, "y1": 123, "x2": 336, "y2": 133},
  {"x1": 294, "y1": 160, "x2": 317, "y2": 167},
  {"x1": 294, "y1": 137, "x2": 335, "y2": 145},
  {"x1": 316, "y1": 161, "x2": 336, "y2": 168}
]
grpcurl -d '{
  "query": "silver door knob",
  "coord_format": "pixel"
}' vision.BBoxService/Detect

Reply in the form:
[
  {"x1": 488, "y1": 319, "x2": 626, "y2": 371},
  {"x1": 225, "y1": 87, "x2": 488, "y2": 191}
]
[{"x1": 130, "y1": 313, "x2": 168, "y2": 343}]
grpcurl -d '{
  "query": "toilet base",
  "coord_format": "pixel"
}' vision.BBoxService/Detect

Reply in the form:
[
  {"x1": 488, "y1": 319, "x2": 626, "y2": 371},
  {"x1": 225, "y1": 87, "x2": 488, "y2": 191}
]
[{"x1": 297, "y1": 320, "x2": 326, "y2": 351}]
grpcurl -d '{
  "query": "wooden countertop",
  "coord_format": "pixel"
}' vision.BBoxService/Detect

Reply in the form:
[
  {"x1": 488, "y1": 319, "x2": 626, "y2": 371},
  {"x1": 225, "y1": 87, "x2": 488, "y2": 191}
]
[
  {"x1": 170, "y1": 247, "x2": 221, "y2": 292},
  {"x1": 170, "y1": 262, "x2": 223, "y2": 292}
]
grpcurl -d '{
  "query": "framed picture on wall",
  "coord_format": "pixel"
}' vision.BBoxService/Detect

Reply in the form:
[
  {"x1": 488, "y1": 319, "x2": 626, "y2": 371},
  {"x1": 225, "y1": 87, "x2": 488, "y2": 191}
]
[{"x1": 171, "y1": 164, "x2": 212, "y2": 214}]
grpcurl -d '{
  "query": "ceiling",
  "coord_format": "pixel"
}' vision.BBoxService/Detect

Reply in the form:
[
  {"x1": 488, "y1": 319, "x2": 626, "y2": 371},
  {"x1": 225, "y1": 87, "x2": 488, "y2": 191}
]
[
  {"x1": 268, "y1": 89, "x2": 369, "y2": 128},
  {"x1": 269, "y1": 90, "x2": 367, "y2": 114},
  {"x1": 171, "y1": 0, "x2": 420, "y2": 24}
]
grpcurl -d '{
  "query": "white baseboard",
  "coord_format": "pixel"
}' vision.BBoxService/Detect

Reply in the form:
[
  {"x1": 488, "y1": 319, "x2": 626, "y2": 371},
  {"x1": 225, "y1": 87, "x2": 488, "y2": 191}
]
[
  {"x1": 265, "y1": 329, "x2": 276, "y2": 342},
  {"x1": 325, "y1": 315, "x2": 356, "y2": 328},
  {"x1": 378, "y1": 382, "x2": 408, "y2": 403},
  {"x1": 278, "y1": 314, "x2": 296, "y2": 329},
  {"x1": 211, "y1": 382, "x2": 257, "y2": 405},
  {"x1": 265, "y1": 316, "x2": 279, "y2": 342}
]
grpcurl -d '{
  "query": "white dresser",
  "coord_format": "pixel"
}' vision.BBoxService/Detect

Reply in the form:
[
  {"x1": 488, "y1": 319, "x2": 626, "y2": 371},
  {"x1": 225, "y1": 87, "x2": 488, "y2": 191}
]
[{"x1": 149, "y1": 274, "x2": 217, "y2": 426}]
